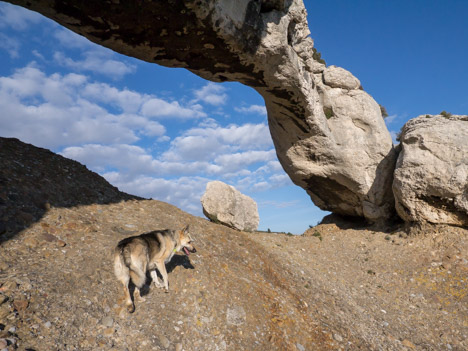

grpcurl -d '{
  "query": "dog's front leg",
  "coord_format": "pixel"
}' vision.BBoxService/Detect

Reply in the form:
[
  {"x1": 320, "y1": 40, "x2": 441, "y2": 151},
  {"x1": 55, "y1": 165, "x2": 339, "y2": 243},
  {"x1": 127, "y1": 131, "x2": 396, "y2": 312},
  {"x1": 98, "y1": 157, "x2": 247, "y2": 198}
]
[
  {"x1": 150, "y1": 269, "x2": 163, "y2": 288},
  {"x1": 155, "y1": 261, "x2": 169, "y2": 292}
]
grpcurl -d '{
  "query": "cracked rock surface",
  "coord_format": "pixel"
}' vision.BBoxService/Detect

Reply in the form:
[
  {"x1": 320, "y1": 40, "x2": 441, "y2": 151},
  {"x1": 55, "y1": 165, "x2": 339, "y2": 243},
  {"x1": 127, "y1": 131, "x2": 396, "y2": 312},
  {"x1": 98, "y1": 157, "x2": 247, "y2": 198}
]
[{"x1": 393, "y1": 114, "x2": 468, "y2": 226}]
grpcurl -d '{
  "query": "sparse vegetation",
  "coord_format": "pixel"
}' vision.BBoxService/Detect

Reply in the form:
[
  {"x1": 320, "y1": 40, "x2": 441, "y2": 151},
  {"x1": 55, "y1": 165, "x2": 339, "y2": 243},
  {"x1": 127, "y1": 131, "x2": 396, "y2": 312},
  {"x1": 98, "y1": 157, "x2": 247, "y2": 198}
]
[
  {"x1": 440, "y1": 110, "x2": 452, "y2": 118},
  {"x1": 323, "y1": 106, "x2": 334, "y2": 119},
  {"x1": 379, "y1": 104, "x2": 389, "y2": 119},
  {"x1": 312, "y1": 47, "x2": 326, "y2": 65},
  {"x1": 396, "y1": 125, "x2": 404, "y2": 142},
  {"x1": 312, "y1": 230, "x2": 323, "y2": 241}
]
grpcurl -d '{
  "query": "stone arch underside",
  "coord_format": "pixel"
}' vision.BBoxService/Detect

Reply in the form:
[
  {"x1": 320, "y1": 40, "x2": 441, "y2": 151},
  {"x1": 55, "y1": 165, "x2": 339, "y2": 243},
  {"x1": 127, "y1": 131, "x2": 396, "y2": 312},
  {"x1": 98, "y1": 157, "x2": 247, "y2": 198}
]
[{"x1": 5, "y1": 0, "x2": 397, "y2": 221}]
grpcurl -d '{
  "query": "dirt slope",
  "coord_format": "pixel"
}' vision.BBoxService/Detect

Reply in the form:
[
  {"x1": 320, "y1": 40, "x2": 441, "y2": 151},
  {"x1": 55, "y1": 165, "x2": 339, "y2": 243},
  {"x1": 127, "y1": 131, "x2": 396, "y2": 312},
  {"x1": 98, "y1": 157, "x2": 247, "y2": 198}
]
[{"x1": 0, "y1": 138, "x2": 467, "y2": 351}]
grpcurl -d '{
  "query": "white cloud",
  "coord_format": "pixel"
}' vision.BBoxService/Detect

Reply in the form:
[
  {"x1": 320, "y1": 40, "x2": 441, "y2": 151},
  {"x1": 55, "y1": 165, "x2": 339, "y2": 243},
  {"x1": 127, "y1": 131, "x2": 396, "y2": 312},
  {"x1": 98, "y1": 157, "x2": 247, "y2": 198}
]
[
  {"x1": 163, "y1": 123, "x2": 273, "y2": 162},
  {"x1": 0, "y1": 3, "x2": 42, "y2": 30},
  {"x1": 54, "y1": 51, "x2": 136, "y2": 79},
  {"x1": 234, "y1": 104, "x2": 267, "y2": 115},
  {"x1": 0, "y1": 65, "x2": 171, "y2": 149},
  {"x1": 140, "y1": 98, "x2": 206, "y2": 119},
  {"x1": 384, "y1": 114, "x2": 398, "y2": 124},
  {"x1": 0, "y1": 33, "x2": 20, "y2": 58},
  {"x1": 103, "y1": 172, "x2": 209, "y2": 215},
  {"x1": 194, "y1": 82, "x2": 227, "y2": 105},
  {"x1": 53, "y1": 28, "x2": 94, "y2": 50},
  {"x1": 214, "y1": 150, "x2": 276, "y2": 173}
]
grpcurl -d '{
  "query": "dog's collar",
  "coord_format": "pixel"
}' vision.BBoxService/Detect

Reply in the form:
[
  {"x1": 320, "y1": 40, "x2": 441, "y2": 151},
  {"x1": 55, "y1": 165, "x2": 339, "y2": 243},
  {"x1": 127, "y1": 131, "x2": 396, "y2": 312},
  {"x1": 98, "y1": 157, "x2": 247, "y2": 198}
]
[{"x1": 173, "y1": 248, "x2": 177, "y2": 253}]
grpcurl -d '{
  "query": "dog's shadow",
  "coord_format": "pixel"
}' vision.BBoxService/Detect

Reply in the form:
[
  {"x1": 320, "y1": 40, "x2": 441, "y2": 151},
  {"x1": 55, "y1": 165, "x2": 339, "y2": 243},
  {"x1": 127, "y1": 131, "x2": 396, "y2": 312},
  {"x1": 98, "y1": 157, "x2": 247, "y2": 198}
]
[{"x1": 131, "y1": 255, "x2": 195, "y2": 297}]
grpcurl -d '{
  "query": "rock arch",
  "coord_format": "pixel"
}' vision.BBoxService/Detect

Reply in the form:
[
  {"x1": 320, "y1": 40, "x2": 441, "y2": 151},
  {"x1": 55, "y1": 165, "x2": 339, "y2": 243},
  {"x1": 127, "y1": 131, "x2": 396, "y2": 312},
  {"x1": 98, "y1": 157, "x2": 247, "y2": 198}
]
[{"x1": 5, "y1": 0, "x2": 397, "y2": 221}]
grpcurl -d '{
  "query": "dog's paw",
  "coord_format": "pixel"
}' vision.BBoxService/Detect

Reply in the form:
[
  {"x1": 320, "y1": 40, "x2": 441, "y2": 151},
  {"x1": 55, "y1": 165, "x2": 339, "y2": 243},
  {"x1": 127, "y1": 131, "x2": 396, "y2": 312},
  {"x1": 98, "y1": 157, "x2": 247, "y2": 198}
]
[{"x1": 126, "y1": 304, "x2": 135, "y2": 313}]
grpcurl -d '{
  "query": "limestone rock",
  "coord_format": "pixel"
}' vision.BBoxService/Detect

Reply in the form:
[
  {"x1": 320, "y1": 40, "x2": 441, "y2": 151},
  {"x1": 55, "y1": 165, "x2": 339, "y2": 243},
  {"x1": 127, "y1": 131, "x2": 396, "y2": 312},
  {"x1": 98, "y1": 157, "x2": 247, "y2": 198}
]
[
  {"x1": 201, "y1": 181, "x2": 259, "y2": 231},
  {"x1": 6, "y1": 0, "x2": 396, "y2": 221},
  {"x1": 393, "y1": 115, "x2": 468, "y2": 226},
  {"x1": 323, "y1": 65, "x2": 361, "y2": 90}
]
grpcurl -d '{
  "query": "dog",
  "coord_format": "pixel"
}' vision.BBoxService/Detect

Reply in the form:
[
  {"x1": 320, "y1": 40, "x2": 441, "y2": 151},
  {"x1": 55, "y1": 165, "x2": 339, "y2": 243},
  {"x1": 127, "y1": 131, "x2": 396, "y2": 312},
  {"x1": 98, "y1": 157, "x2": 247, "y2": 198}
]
[{"x1": 113, "y1": 224, "x2": 196, "y2": 313}]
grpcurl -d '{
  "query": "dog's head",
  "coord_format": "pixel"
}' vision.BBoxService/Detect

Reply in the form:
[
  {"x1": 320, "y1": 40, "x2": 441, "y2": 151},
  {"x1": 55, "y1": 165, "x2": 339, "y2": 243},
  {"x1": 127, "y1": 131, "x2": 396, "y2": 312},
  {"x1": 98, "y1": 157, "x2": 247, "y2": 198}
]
[{"x1": 177, "y1": 225, "x2": 196, "y2": 256}]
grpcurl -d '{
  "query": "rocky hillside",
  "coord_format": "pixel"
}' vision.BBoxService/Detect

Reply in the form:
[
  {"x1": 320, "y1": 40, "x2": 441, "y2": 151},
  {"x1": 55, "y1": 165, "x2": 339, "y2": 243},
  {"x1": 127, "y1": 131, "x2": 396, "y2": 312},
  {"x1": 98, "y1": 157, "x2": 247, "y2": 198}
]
[
  {"x1": 0, "y1": 137, "x2": 139, "y2": 243},
  {"x1": 0, "y1": 138, "x2": 467, "y2": 351}
]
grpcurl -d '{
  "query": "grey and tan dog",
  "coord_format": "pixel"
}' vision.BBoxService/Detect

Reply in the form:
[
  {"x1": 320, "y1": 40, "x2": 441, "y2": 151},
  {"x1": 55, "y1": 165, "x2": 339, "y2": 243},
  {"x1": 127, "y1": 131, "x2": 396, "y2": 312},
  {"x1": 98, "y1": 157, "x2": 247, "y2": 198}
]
[{"x1": 114, "y1": 225, "x2": 196, "y2": 313}]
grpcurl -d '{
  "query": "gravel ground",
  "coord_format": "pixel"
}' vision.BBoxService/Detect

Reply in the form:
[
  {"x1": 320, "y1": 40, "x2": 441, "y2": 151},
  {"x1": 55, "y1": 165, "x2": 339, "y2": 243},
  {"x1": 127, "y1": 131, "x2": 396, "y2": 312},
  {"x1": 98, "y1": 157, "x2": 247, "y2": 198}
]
[{"x1": 1, "y1": 137, "x2": 467, "y2": 350}]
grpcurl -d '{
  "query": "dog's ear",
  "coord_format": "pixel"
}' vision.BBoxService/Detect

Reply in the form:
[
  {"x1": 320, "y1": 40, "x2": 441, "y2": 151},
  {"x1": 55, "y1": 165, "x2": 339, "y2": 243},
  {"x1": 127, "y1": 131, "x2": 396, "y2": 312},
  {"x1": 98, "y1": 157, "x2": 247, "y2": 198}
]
[{"x1": 182, "y1": 224, "x2": 190, "y2": 233}]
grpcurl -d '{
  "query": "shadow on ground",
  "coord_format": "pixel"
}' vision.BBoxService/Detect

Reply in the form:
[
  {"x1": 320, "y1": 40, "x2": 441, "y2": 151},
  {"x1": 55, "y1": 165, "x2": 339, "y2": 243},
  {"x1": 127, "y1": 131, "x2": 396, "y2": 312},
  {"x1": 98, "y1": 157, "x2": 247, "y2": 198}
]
[{"x1": 0, "y1": 137, "x2": 142, "y2": 243}]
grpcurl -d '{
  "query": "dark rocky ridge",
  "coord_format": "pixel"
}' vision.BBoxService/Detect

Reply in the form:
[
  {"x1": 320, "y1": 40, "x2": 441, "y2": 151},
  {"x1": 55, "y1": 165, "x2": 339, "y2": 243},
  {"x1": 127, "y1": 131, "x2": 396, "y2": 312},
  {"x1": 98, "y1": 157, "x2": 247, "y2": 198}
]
[{"x1": 0, "y1": 137, "x2": 140, "y2": 242}]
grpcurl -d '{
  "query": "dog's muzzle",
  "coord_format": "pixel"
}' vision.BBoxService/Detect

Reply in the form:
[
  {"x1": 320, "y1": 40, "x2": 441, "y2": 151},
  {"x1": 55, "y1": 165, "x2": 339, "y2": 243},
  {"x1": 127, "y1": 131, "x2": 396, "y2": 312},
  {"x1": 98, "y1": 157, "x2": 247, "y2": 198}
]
[{"x1": 183, "y1": 246, "x2": 196, "y2": 255}]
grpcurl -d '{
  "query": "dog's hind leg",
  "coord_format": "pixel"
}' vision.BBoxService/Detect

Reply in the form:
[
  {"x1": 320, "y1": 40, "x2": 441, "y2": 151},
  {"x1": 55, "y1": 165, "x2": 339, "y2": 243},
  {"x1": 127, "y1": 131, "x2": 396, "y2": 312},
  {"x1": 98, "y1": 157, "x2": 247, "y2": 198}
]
[
  {"x1": 150, "y1": 269, "x2": 163, "y2": 288},
  {"x1": 129, "y1": 255, "x2": 148, "y2": 304},
  {"x1": 155, "y1": 261, "x2": 170, "y2": 292},
  {"x1": 114, "y1": 253, "x2": 134, "y2": 313}
]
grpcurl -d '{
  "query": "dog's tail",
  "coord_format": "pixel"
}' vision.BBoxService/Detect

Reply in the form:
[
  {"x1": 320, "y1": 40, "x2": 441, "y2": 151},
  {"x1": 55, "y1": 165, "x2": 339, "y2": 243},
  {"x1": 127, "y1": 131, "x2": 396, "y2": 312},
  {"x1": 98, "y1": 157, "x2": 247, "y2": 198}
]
[{"x1": 114, "y1": 242, "x2": 147, "y2": 288}]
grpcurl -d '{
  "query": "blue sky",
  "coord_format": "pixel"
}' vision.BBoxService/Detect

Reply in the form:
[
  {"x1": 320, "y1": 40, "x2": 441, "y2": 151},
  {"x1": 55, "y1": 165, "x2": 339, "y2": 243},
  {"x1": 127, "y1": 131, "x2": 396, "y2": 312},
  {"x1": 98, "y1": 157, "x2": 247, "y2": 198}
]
[{"x1": 0, "y1": 1, "x2": 467, "y2": 234}]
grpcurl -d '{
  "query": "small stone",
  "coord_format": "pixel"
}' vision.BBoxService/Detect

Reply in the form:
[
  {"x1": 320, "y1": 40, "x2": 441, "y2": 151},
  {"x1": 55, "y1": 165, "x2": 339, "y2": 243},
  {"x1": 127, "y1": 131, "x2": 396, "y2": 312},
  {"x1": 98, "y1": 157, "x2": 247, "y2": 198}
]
[
  {"x1": 23, "y1": 237, "x2": 39, "y2": 248},
  {"x1": 101, "y1": 316, "x2": 113, "y2": 327},
  {"x1": 13, "y1": 299, "x2": 28, "y2": 312},
  {"x1": 159, "y1": 335, "x2": 170, "y2": 348},
  {"x1": 226, "y1": 305, "x2": 246, "y2": 326},
  {"x1": 0, "y1": 305, "x2": 10, "y2": 319},
  {"x1": 402, "y1": 339, "x2": 416, "y2": 349},
  {"x1": 296, "y1": 343, "x2": 305, "y2": 351},
  {"x1": 333, "y1": 333, "x2": 343, "y2": 342},
  {"x1": 44, "y1": 321, "x2": 52, "y2": 328},
  {"x1": 175, "y1": 343, "x2": 183, "y2": 351},
  {"x1": 103, "y1": 327, "x2": 114, "y2": 336},
  {"x1": 0, "y1": 339, "x2": 7, "y2": 349},
  {"x1": 40, "y1": 232, "x2": 57, "y2": 242}
]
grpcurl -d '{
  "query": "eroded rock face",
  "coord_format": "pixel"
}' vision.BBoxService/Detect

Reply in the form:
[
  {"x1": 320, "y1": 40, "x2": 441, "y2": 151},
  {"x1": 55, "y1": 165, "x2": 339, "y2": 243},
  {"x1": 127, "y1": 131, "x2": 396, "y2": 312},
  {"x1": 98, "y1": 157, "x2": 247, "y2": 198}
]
[
  {"x1": 5, "y1": 0, "x2": 396, "y2": 221},
  {"x1": 201, "y1": 181, "x2": 259, "y2": 232},
  {"x1": 393, "y1": 115, "x2": 468, "y2": 226}
]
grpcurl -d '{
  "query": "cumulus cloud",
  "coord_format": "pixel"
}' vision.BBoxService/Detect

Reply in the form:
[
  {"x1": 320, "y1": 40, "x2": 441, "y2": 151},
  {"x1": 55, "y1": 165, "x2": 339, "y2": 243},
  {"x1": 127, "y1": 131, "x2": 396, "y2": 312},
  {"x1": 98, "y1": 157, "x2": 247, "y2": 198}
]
[
  {"x1": 103, "y1": 172, "x2": 210, "y2": 214},
  {"x1": 163, "y1": 123, "x2": 273, "y2": 162},
  {"x1": 54, "y1": 51, "x2": 136, "y2": 80},
  {"x1": 140, "y1": 98, "x2": 206, "y2": 119},
  {"x1": 234, "y1": 104, "x2": 267, "y2": 115},
  {"x1": 0, "y1": 3, "x2": 42, "y2": 31},
  {"x1": 53, "y1": 28, "x2": 94, "y2": 50},
  {"x1": 0, "y1": 65, "x2": 173, "y2": 149},
  {"x1": 214, "y1": 150, "x2": 276, "y2": 173},
  {"x1": 194, "y1": 82, "x2": 227, "y2": 105}
]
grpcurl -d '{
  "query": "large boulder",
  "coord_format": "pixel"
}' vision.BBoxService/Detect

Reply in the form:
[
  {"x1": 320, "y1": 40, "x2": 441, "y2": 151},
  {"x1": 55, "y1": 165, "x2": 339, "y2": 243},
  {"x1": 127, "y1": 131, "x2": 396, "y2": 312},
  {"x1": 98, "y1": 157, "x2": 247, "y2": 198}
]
[
  {"x1": 6, "y1": 0, "x2": 396, "y2": 221},
  {"x1": 393, "y1": 114, "x2": 468, "y2": 226},
  {"x1": 201, "y1": 181, "x2": 259, "y2": 231}
]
